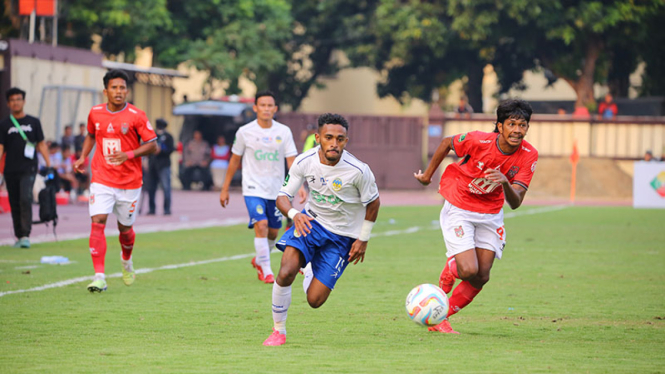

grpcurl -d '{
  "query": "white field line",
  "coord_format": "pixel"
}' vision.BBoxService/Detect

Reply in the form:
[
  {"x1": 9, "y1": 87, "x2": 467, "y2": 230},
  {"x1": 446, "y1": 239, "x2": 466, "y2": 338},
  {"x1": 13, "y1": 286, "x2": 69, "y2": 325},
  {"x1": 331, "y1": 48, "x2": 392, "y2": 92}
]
[
  {"x1": 0, "y1": 205, "x2": 566, "y2": 298},
  {"x1": 0, "y1": 218, "x2": 248, "y2": 246}
]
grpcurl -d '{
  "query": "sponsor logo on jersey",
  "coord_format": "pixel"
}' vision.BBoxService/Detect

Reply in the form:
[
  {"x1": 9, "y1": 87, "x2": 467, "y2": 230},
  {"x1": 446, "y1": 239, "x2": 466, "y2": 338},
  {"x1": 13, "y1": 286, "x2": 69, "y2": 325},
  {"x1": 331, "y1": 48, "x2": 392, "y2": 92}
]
[
  {"x1": 95, "y1": 123, "x2": 100, "y2": 131},
  {"x1": 89, "y1": 194, "x2": 95, "y2": 205},
  {"x1": 262, "y1": 136, "x2": 273, "y2": 144},
  {"x1": 531, "y1": 161, "x2": 537, "y2": 173},
  {"x1": 146, "y1": 121, "x2": 153, "y2": 131},
  {"x1": 458, "y1": 133, "x2": 467, "y2": 142},
  {"x1": 507, "y1": 166, "x2": 519, "y2": 178},
  {"x1": 256, "y1": 205, "x2": 264, "y2": 215},
  {"x1": 254, "y1": 149, "x2": 279, "y2": 161},
  {"x1": 479, "y1": 139, "x2": 491, "y2": 143},
  {"x1": 276, "y1": 136, "x2": 282, "y2": 144},
  {"x1": 294, "y1": 228, "x2": 301, "y2": 238},
  {"x1": 283, "y1": 174, "x2": 290, "y2": 187},
  {"x1": 522, "y1": 146, "x2": 531, "y2": 152},
  {"x1": 107, "y1": 123, "x2": 115, "y2": 133},
  {"x1": 332, "y1": 178, "x2": 343, "y2": 191},
  {"x1": 121, "y1": 123, "x2": 129, "y2": 135},
  {"x1": 311, "y1": 190, "x2": 342, "y2": 205},
  {"x1": 455, "y1": 226, "x2": 464, "y2": 238},
  {"x1": 468, "y1": 177, "x2": 501, "y2": 194}
]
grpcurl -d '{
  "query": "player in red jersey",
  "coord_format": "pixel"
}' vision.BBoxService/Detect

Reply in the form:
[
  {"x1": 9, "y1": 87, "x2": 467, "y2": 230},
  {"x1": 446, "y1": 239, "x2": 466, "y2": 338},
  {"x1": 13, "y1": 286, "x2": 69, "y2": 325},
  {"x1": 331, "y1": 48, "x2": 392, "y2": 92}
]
[
  {"x1": 74, "y1": 69, "x2": 158, "y2": 293},
  {"x1": 414, "y1": 99, "x2": 538, "y2": 334}
]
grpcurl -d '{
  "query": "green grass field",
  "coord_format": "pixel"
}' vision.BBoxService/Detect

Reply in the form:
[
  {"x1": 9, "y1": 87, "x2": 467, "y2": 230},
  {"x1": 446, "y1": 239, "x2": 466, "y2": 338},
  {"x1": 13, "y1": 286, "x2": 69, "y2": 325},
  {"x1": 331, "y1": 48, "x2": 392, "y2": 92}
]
[{"x1": 1, "y1": 205, "x2": 664, "y2": 373}]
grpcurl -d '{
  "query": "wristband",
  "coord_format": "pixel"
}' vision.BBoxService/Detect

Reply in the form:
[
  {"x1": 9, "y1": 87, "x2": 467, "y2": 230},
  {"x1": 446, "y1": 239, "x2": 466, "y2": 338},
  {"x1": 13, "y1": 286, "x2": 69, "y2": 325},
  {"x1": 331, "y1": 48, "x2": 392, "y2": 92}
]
[
  {"x1": 126, "y1": 150, "x2": 135, "y2": 160},
  {"x1": 287, "y1": 208, "x2": 300, "y2": 220},
  {"x1": 358, "y1": 220, "x2": 375, "y2": 241}
]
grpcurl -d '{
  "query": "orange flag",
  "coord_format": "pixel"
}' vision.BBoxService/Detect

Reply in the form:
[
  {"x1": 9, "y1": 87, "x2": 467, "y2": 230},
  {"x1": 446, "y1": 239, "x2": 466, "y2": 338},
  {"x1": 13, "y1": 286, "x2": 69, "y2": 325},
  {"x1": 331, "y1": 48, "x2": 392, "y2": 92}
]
[{"x1": 570, "y1": 141, "x2": 580, "y2": 164}]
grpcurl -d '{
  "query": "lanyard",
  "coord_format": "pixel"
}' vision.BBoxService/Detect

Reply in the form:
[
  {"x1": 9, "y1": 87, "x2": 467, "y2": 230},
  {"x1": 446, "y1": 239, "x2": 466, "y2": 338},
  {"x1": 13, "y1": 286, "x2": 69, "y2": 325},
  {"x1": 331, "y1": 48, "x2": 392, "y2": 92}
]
[{"x1": 9, "y1": 115, "x2": 30, "y2": 142}]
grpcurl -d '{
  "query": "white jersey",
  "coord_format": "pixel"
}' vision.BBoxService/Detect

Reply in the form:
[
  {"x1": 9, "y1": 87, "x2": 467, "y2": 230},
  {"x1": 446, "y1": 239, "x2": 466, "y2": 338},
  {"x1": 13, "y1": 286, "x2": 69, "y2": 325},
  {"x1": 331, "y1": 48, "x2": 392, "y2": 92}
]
[
  {"x1": 279, "y1": 147, "x2": 380, "y2": 239},
  {"x1": 232, "y1": 119, "x2": 298, "y2": 199}
]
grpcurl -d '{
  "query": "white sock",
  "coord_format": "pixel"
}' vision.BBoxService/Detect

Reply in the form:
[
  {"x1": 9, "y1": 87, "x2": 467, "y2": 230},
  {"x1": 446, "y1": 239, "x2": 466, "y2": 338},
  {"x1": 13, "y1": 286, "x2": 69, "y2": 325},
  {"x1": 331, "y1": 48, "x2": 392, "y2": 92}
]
[
  {"x1": 268, "y1": 239, "x2": 276, "y2": 252},
  {"x1": 272, "y1": 283, "x2": 291, "y2": 334},
  {"x1": 255, "y1": 237, "x2": 273, "y2": 276},
  {"x1": 302, "y1": 262, "x2": 313, "y2": 294},
  {"x1": 120, "y1": 253, "x2": 134, "y2": 272},
  {"x1": 94, "y1": 272, "x2": 105, "y2": 281}
]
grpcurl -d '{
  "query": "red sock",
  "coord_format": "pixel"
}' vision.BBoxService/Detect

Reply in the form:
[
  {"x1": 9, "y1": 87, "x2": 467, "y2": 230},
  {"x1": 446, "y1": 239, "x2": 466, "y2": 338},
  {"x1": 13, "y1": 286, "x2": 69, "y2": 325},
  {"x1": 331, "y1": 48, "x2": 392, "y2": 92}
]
[
  {"x1": 446, "y1": 281, "x2": 482, "y2": 318},
  {"x1": 119, "y1": 229, "x2": 135, "y2": 261},
  {"x1": 90, "y1": 223, "x2": 107, "y2": 273}
]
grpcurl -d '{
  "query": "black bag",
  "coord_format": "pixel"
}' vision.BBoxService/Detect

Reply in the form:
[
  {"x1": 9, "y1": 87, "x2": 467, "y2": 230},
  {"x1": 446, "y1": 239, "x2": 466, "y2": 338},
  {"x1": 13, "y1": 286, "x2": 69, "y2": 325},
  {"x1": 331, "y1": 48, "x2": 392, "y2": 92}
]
[{"x1": 33, "y1": 168, "x2": 58, "y2": 233}]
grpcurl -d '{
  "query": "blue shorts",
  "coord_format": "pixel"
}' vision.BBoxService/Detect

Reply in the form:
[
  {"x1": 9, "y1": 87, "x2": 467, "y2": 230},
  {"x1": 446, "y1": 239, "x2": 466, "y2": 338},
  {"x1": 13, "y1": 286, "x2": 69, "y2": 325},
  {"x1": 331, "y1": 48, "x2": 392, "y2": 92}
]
[
  {"x1": 244, "y1": 196, "x2": 283, "y2": 229},
  {"x1": 276, "y1": 216, "x2": 355, "y2": 290}
]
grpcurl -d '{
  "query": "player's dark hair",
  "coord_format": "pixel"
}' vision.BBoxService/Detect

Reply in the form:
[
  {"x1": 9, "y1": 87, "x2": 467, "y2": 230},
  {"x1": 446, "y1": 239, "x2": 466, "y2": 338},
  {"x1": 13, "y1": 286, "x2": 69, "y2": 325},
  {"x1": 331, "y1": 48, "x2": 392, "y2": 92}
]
[
  {"x1": 6, "y1": 87, "x2": 26, "y2": 101},
  {"x1": 255, "y1": 90, "x2": 277, "y2": 105},
  {"x1": 494, "y1": 99, "x2": 533, "y2": 133},
  {"x1": 317, "y1": 113, "x2": 349, "y2": 130},
  {"x1": 156, "y1": 118, "x2": 168, "y2": 130},
  {"x1": 103, "y1": 69, "x2": 130, "y2": 88}
]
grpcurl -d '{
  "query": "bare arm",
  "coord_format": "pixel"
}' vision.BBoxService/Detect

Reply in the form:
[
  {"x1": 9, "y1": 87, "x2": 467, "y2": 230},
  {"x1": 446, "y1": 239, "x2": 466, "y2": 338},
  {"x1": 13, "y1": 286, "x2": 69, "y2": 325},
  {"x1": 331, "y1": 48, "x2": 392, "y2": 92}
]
[
  {"x1": 484, "y1": 169, "x2": 528, "y2": 209},
  {"x1": 414, "y1": 136, "x2": 453, "y2": 185},
  {"x1": 74, "y1": 134, "x2": 95, "y2": 173},
  {"x1": 219, "y1": 153, "x2": 242, "y2": 208},
  {"x1": 276, "y1": 194, "x2": 314, "y2": 236},
  {"x1": 37, "y1": 141, "x2": 51, "y2": 168}
]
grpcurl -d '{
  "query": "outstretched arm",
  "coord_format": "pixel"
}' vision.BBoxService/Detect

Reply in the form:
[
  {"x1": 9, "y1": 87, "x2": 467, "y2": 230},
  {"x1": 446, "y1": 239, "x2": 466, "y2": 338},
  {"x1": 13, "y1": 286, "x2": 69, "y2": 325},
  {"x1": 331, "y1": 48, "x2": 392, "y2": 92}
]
[
  {"x1": 414, "y1": 136, "x2": 453, "y2": 186},
  {"x1": 348, "y1": 197, "x2": 381, "y2": 265},
  {"x1": 219, "y1": 153, "x2": 241, "y2": 208}
]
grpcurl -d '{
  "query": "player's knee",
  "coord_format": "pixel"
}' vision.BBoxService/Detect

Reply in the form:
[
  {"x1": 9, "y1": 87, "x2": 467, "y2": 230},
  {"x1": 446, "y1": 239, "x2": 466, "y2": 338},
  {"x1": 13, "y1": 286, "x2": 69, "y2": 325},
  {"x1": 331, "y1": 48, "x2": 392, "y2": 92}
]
[
  {"x1": 307, "y1": 293, "x2": 327, "y2": 309},
  {"x1": 276, "y1": 267, "x2": 298, "y2": 286},
  {"x1": 476, "y1": 272, "x2": 490, "y2": 286},
  {"x1": 457, "y1": 264, "x2": 479, "y2": 280}
]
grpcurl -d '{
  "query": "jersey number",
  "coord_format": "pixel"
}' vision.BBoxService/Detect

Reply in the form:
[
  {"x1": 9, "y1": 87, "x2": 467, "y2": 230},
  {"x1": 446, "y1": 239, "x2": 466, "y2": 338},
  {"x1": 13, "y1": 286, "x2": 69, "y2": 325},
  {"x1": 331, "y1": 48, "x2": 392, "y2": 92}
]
[{"x1": 496, "y1": 226, "x2": 505, "y2": 241}]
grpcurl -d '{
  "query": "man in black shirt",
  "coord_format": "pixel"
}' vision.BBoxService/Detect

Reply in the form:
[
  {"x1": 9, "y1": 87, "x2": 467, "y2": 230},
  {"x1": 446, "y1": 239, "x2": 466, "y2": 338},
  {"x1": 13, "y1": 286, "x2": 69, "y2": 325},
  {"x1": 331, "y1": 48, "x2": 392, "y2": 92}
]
[
  {"x1": 146, "y1": 118, "x2": 174, "y2": 215},
  {"x1": 0, "y1": 88, "x2": 51, "y2": 248}
]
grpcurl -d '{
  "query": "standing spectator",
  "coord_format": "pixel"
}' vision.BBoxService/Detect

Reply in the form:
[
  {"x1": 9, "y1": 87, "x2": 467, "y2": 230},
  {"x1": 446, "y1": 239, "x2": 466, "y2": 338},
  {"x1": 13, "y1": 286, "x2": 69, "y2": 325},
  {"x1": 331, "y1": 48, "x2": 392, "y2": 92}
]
[
  {"x1": 643, "y1": 150, "x2": 656, "y2": 162},
  {"x1": 58, "y1": 146, "x2": 78, "y2": 194},
  {"x1": 146, "y1": 118, "x2": 174, "y2": 215},
  {"x1": 210, "y1": 135, "x2": 231, "y2": 190},
  {"x1": 572, "y1": 104, "x2": 591, "y2": 119},
  {"x1": 598, "y1": 93, "x2": 618, "y2": 120},
  {"x1": 557, "y1": 107, "x2": 567, "y2": 116},
  {"x1": 0, "y1": 87, "x2": 51, "y2": 248},
  {"x1": 74, "y1": 123, "x2": 86, "y2": 151},
  {"x1": 455, "y1": 97, "x2": 474, "y2": 119},
  {"x1": 73, "y1": 147, "x2": 90, "y2": 197},
  {"x1": 61, "y1": 125, "x2": 75, "y2": 151},
  {"x1": 49, "y1": 142, "x2": 63, "y2": 175},
  {"x1": 181, "y1": 130, "x2": 212, "y2": 190}
]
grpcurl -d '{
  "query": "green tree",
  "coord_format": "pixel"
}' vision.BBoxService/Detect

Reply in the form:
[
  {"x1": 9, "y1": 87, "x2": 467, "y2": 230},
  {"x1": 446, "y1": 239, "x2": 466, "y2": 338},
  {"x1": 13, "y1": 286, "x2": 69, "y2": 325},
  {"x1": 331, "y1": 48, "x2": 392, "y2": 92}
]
[{"x1": 447, "y1": 0, "x2": 665, "y2": 109}]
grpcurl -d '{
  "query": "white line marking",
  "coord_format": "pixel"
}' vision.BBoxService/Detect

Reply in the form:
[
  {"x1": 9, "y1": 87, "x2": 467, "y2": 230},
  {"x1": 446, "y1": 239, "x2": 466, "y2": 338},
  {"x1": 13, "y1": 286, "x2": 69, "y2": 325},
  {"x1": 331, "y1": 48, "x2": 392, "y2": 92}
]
[{"x1": 0, "y1": 205, "x2": 566, "y2": 298}]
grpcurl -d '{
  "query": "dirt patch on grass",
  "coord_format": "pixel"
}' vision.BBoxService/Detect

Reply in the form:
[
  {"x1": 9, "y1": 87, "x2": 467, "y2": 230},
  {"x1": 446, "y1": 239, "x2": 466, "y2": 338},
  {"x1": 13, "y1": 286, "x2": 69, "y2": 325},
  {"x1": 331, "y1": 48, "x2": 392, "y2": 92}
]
[{"x1": 528, "y1": 157, "x2": 632, "y2": 201}]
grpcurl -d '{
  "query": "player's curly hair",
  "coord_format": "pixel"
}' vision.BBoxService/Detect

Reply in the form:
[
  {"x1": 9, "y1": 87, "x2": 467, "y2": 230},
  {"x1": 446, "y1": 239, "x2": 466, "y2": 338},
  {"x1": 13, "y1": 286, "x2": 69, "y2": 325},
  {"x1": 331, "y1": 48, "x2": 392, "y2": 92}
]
[
  {"x1": 103, "y1": 69, "x2": 130, "y2": 88},
  {"x1": 494, "y1": 99, "x2": 533, "y2": 133},
  {"x1": 317, "y1": 113, "x2": 348, "y2": 130}
]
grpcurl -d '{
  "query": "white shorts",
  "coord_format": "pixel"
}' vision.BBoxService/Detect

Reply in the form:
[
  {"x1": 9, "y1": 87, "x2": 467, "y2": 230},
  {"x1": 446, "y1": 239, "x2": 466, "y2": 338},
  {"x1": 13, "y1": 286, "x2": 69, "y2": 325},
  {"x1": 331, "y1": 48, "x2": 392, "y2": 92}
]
[
  {"x1": 439, "y1": 200, "x2": 506, "y2": 259},
  {"x1": 89, "y1": 183, "x2": 141, "y2": 226}
]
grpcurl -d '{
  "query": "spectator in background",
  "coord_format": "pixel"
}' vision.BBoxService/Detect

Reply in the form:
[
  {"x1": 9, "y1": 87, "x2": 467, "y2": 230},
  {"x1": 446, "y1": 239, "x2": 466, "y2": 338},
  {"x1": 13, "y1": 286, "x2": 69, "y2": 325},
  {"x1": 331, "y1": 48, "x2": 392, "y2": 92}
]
[
  {"x1": 598, "y1": 93, "x2": 618, "y2": 120},
  {"x1": 0, "y1": 87, "x2": 51, "y2": 248},
  {"x1": 557, "y1": 107, "x2": 567, "y2": 116},
  {"x1": 301, "y1": 123, "x2": 318, "y2": 152},
  {"x1": 210, "y1": 135, "x2": 231, "y2": 190},
  {"x1": 455, "y1": 97, "x2": 474, "y2": 119},
  {"x1": 74, "y1": 122, "x2": 86, "y2": 151},
  {"x1": 572, "y1": 104, "x2": 591, "y2": 119},
  {"x1": 61, "y1": 125, "x2": 75, "y2": 151},
  {"x1": 59, "y1": 146, "x2": 78, "y2": 194},
  {"x1": 49, "y1": 142, "x2": 63, "y2": 177},
  {"x1": 181, "y1": 130, "x2": 212, "y2": 190},
  {"x1": 643, "y1": 150, "x2": 656, "y2": 162},
  {"x1": 146, "y1": 119, "x2": 174, "y2": 215}
]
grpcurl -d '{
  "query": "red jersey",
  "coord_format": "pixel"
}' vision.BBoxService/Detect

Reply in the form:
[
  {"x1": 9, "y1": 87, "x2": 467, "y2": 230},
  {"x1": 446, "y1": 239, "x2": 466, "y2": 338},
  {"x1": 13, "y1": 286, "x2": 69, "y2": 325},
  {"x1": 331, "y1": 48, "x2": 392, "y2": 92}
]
[
  {"x1": 439, "y1": 131, "x2": 538, "y2": 214},
  {"x1": 87, "y1": 103, "x2": 157, "y2": 189}
]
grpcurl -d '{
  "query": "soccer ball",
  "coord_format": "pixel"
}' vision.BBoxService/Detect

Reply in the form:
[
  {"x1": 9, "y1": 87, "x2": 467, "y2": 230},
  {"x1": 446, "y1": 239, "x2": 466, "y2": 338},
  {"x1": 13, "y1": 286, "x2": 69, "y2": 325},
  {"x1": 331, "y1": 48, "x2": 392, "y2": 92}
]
[{"x1": 405, "y1": 284, "x2": 449, "y2": 326}]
